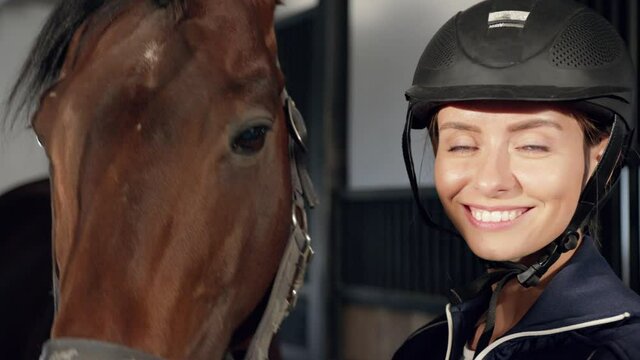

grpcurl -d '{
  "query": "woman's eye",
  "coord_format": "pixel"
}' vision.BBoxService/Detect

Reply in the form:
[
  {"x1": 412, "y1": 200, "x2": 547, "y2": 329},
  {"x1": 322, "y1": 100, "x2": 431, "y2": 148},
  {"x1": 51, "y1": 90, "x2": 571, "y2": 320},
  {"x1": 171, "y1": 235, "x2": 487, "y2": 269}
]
[
  {"x1": 448, "y1": 145, "x2": 477, "y2": 153},
  {"x1": 518, "y1": 145, "x2": 549, "y2": 152},
  {"x1": 232, "y1": 126, "x2": 270, "y2": 154}
]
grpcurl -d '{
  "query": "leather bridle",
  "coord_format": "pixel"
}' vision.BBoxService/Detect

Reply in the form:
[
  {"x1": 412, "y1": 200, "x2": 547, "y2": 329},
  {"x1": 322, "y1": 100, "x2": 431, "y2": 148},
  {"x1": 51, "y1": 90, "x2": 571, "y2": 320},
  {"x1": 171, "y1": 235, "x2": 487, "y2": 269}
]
[{"x1": 39, "y1": 90, "x2": 317, "y2": 360}]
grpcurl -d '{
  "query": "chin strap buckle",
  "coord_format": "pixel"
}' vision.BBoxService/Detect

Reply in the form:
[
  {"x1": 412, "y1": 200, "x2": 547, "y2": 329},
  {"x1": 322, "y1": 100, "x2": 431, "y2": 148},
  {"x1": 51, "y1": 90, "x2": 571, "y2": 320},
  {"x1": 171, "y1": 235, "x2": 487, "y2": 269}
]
[
  {"x1": 560, "y1": 231, "x2": 579, "y2": 252},
  {"x1": 516, "y1": 231, "x2": 580, "y2": 288},
  {"x1": 516, "y1": 263, "x2": 543, "y2": 287}
]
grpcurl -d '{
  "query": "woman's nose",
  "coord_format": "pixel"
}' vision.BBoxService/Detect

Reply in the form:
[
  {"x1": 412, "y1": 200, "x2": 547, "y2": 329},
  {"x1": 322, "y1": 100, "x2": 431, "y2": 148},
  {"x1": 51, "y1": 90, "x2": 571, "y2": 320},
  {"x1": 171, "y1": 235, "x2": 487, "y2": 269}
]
[{"x1": 472, "y1": 147, "x2": 517, "y2": 197}]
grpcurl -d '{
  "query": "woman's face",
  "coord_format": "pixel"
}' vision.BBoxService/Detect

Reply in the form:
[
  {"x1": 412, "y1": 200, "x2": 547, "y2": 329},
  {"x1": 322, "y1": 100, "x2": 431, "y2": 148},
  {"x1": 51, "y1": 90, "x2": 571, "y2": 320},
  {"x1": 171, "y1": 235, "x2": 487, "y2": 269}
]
[{"x1": 434, "y1": 102, "x2": 606, "y2": 262}]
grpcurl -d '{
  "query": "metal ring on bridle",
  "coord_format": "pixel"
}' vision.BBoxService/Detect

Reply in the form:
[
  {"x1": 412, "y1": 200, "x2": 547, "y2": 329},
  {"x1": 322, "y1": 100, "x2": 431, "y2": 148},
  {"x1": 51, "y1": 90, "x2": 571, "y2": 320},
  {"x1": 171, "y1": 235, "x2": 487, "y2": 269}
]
[{"x1": 285, "y1": 98, "x2": 308, "y2": 153}]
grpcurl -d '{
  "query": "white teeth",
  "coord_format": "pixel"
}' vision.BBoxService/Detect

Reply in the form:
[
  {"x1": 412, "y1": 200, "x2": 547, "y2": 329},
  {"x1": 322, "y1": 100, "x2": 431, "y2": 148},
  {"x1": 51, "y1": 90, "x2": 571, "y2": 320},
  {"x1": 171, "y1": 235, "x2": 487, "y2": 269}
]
[{"x1": 470, "y1": 207, "x2": 526, "y2": 223}]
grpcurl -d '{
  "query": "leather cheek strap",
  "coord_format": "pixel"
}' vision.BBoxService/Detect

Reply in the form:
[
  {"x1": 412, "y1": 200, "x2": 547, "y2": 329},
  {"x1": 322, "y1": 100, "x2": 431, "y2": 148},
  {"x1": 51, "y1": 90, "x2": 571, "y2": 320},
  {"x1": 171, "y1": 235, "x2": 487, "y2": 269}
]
[{"x1": 402, "y1": 107, "x2": 461, "y2": 238}]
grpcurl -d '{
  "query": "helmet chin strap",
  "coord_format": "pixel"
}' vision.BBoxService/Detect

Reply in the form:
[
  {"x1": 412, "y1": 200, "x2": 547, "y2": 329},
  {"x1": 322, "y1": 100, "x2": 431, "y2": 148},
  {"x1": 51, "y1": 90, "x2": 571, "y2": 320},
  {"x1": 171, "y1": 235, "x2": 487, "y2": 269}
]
[
  {"x1": 470, "y1": 231, "x2": 580, "y2": 352},
  {"x1": 402, "y1": 108, "x2": 461, "y2": 238},
  {"x1": 497, "y1": 230, "x2": 579, "y2": 288},
  {"x1": 404, "y1": 108, "x2": 632, "y2": 354}
]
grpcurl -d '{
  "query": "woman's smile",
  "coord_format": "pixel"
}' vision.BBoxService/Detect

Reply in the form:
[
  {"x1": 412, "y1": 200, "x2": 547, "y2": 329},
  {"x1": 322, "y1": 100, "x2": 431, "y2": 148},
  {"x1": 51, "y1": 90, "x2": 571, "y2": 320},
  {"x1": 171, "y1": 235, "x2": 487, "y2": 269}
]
[{"x1": 463, "y1": 204, "x2": 532, "y2": 230}]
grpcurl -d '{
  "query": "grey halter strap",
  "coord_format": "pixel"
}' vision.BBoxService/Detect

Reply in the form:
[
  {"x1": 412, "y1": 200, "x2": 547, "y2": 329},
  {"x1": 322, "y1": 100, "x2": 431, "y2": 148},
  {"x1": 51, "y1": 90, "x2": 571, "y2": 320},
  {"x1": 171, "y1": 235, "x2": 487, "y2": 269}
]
[
  {"x1": 244, "y1": 91, "x2": 318, "y2": 360},
  {"x1": 40, "y1": 90, "x2": 317, "y2": 360},
  {"x1": 40, "y1": 339, "x2": 164, "y2": 360}
]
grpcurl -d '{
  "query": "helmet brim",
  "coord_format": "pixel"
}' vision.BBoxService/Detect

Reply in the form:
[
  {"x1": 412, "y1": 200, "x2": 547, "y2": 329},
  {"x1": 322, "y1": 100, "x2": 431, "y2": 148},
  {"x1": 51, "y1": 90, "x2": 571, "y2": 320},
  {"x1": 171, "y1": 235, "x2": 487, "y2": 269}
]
[{"x1": 406, "y1": 84, "x2": 631, "y2": 129}]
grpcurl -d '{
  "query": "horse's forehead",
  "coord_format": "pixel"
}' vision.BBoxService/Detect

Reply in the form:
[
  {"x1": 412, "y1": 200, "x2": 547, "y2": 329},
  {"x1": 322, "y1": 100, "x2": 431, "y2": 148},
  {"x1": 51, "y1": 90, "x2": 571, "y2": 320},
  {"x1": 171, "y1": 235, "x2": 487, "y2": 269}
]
[
  {"x1": 42, "y1": 0, "x2": 281, "y2": 120},
  {"x1": 173, "y1": 4, "x2": 281, "y2": 95},
  {"x1": 90, "y1": 0, "x2": 278, "y2": 87},
  {"x1": 150, "y1": 1, "x2": 278, "y2": 74},
  {"x1": 188, "y1": 1, "x2": 275, "y2": 45},
  {"x1": 190, "y1": 0, "x2": 276, "y2": 30}
]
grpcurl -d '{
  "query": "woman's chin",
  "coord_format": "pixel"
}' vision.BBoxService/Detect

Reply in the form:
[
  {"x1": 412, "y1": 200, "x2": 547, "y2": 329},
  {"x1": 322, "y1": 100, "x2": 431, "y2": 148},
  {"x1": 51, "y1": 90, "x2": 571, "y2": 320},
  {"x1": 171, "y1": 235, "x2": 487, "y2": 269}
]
[
  {"x1": 464, "y1": 235, "x2": 530, "y2": 262},
  {"x1": 474, "y1": 251, "x2": 523, "y2": 263}
]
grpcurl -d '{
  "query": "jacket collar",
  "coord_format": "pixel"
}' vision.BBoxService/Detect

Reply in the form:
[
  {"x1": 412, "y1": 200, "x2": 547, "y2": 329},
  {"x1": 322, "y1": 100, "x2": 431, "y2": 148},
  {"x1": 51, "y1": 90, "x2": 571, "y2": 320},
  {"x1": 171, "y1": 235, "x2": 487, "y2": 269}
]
[
  {"x1": 508, "y1": 235, "x2": 640, "y2": 333},
  {"x1": 447, "y1": 290, "x2": 491, "y2": 359},
  {"x1": 447, "y1": 236, "x2": 640, "y2": 357}
]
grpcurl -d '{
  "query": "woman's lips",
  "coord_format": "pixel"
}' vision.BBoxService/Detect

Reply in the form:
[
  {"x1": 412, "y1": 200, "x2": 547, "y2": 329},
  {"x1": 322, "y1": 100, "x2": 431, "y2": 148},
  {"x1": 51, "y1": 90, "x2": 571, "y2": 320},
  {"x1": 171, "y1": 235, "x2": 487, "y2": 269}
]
[{"x1": 463, "y1": 205, "x2": 532, "y2": 230}]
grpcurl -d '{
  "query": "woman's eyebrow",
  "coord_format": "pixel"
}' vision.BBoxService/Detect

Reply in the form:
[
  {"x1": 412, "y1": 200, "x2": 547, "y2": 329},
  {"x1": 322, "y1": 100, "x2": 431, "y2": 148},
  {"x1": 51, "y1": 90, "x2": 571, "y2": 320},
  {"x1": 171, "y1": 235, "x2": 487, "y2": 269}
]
[
  {"x1": 508, "y1": 119, "x2": 563, "y2": 132},
  {"x1": 439, "y1": 119, "x2": 563, "y2": 133},
  {"x1": 439, "y1": 122, "x2": 481, "y2": 132}
]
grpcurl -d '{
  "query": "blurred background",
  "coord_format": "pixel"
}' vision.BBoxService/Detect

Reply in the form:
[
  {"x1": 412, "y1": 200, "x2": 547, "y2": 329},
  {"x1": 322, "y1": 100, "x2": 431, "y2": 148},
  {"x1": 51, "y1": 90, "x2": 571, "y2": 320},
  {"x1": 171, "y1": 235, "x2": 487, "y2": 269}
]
[{"x1": 0, "y1": 0, "x2": 638, "y2": 359}]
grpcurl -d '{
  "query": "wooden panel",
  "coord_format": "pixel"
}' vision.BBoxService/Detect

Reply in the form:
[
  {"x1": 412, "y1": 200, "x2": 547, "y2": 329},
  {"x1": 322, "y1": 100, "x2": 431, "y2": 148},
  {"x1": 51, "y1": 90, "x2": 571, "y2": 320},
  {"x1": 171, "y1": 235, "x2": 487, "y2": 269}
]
[
  {"x1": 341, "y1": 304, "x2": 435, "y2": 360},
  {"x1": 337, "y1": 189, "x2": 484, "y2": 295}
]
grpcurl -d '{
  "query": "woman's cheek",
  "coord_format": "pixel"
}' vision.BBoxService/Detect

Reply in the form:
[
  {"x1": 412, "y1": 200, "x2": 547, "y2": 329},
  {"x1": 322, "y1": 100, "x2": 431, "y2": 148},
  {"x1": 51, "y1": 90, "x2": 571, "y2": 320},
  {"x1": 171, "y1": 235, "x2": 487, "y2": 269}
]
[
  {"x1": 434, "y1": 156, "x2": 471, "y2": 200},
  {"x1": 511, "y1": 155, "x2": 582, "y2": 201}
]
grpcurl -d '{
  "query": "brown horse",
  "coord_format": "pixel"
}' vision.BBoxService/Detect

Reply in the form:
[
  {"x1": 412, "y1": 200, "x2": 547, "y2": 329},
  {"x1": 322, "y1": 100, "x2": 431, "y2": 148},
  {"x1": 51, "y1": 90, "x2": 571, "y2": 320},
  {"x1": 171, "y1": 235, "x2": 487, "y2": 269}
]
[{"x1": 6, "y1": 0, "x2": 316, "y2": 359}]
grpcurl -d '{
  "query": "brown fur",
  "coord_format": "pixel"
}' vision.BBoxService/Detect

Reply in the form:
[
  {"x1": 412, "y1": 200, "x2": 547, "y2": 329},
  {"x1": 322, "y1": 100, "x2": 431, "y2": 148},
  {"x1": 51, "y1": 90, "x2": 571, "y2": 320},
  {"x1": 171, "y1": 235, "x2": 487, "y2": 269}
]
[{"x1": 31, "y1": 1, "x2": 289, "y2": 359}]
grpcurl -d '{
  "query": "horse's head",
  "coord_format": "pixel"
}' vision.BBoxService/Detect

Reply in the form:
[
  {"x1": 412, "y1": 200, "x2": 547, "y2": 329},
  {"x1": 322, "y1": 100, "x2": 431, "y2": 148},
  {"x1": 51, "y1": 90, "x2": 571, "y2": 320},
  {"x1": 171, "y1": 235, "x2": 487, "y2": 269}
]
[{"x1": 9, "y1": 0, "x2": 312, "y2": 359}]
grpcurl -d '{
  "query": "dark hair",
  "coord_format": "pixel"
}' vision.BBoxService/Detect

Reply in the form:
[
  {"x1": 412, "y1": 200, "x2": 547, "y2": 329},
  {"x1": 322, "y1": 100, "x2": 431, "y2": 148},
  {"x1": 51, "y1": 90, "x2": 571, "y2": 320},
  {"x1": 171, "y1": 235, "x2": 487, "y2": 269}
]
[{"x1": 572, "y1": 111, "x2": 610, "y2": 243}]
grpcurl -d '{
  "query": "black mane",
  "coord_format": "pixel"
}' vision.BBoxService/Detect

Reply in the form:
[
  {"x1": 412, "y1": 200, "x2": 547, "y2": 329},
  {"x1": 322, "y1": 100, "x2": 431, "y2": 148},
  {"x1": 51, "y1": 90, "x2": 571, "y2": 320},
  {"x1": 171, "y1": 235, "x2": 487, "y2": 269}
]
[{"x1": 3, "y1": 0, "x2": 183, "y2": 130}]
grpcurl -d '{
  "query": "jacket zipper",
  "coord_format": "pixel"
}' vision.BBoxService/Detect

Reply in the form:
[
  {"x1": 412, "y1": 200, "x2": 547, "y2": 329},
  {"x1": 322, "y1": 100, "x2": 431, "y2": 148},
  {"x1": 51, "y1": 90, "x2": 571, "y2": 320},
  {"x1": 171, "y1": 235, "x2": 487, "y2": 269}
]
[{"x1": 445, "y1": 303, "x2": 453, "y2": 360}]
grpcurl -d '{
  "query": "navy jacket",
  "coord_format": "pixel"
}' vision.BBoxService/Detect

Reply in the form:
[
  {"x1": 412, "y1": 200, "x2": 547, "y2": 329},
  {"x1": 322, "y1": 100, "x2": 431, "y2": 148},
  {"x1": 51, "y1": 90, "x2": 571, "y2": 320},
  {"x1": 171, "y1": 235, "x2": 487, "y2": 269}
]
[{"x1": 393, "y1": 237, "x2": 640, "y2": 360}]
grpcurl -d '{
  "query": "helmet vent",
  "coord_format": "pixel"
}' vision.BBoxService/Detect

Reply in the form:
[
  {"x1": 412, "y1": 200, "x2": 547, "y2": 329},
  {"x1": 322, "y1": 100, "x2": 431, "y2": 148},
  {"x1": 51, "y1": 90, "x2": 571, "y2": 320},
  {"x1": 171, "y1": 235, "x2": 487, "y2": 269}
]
[
  {"x1": 421, "y1": 17, "x2": 457, "y2": 70},
  {"x1": 550, "y1": 12, "x2": 623, "y2": 69}
]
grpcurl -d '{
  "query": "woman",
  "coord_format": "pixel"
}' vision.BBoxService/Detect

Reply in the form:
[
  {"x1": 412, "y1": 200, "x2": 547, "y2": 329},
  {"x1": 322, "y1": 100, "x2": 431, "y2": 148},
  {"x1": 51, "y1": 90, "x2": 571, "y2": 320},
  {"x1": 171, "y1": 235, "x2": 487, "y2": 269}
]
[{"x1": 393, "y1": 0, "x2": 640, "y2": 359}]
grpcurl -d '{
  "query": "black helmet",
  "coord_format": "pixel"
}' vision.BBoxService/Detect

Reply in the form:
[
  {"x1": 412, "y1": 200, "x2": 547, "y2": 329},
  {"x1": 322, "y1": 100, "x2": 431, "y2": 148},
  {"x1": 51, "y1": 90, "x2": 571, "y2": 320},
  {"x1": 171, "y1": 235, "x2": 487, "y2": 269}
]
[
  {"x1": 402, "y1": 0, "x2": 636, "y2": 352},
  {"x1": 406, "y1": 0, "x2": 635, "y2": 129}
]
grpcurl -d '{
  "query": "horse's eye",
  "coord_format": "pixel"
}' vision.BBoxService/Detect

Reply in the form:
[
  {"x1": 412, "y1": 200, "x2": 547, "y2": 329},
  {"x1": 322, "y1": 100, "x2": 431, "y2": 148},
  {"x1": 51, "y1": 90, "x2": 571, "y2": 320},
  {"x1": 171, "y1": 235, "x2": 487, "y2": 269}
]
[{"x1": 232, "y1": 125, "x2": 270, "y2": 154}]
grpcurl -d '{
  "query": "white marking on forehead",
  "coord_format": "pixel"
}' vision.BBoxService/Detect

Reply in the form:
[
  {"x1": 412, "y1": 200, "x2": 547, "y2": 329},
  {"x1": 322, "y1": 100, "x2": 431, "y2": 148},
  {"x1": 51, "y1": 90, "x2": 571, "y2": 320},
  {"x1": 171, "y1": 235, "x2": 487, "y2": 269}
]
[
  {"x1": 143, "y1": 41, "x2": 161, "y2": 66},
  {"x1": 139, "y1": 41, "x2": 164, "y2": 87},
  {"x1": 488, "y1": 10, "x2": 530, "y2": 23}
]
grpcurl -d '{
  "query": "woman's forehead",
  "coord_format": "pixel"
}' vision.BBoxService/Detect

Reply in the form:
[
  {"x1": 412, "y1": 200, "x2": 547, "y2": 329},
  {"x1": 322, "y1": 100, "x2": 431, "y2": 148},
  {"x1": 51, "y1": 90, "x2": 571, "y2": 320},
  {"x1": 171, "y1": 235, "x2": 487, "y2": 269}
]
[
  {"x1": 437, "y1": 101, "x2": 578, "y2": 125},
  {"x1": 440, "y1": 101, "x2": 573, "y2": 116},
  {"x1": 436, "y1": 101, "x2": 585, "y2": 136}
]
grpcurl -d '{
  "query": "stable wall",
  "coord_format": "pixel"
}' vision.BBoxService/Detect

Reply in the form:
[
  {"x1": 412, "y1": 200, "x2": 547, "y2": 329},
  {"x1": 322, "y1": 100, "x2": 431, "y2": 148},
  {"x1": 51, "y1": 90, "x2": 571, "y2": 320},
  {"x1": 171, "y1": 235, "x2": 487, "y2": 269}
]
[
  {"x1": 348, "y1": 0, "x2": 481, "y2": 190},
  {"x1": 0, "y1": 1, "x2": 52, "y2": 195}
]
